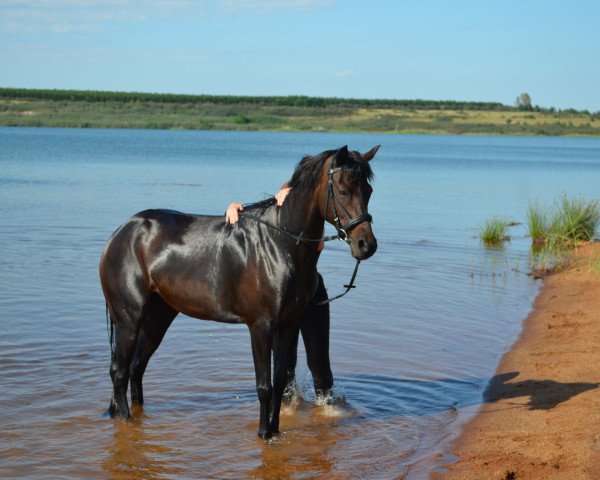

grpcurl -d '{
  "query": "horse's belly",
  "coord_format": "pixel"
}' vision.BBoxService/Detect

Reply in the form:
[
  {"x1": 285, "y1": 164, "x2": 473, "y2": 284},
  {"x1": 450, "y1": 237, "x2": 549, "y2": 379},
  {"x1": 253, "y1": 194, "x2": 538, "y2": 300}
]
[{"x1": 153, "y1": 276, "x2": 245, "y2": 324}]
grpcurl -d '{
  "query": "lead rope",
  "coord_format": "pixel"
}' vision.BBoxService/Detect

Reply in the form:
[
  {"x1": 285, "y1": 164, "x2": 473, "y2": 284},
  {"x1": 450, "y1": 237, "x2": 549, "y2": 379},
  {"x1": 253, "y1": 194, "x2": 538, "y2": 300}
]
[{"x1": 316, "y1": 258, "x2": 361, "y2": 305}]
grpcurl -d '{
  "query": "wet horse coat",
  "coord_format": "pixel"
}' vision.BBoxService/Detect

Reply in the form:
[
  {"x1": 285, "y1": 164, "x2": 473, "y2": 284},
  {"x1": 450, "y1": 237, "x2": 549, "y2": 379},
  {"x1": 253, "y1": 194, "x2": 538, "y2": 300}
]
[{"x1": 99, "y1": 145, "x2": 378, "y2": 438}]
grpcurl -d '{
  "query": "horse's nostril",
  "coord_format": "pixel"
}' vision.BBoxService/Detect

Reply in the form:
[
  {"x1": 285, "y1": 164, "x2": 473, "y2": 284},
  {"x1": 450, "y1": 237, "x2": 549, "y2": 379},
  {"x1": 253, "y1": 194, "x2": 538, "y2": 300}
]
[{"x1": 358, "y1": 239, "x2": 369, "y2": 253}]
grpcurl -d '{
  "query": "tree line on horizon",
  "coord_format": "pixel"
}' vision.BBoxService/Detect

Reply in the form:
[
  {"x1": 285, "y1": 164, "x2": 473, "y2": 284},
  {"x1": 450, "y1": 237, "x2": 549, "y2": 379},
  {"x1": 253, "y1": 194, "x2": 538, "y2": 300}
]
[{"x1": 0, "y1": 86, "x2": 547, "y2": 113}]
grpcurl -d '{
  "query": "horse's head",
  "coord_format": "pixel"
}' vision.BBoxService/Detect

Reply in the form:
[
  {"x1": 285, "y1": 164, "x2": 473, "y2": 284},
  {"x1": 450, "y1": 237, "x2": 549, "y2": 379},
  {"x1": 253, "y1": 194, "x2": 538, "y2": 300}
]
[{"x1": 322, "y1": 145, "x2": 379, "y2": 260}]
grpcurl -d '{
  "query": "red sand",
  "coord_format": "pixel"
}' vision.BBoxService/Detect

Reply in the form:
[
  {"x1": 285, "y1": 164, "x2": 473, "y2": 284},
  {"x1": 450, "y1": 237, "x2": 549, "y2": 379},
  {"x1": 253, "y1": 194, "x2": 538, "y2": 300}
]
[{"x1": 433, "y1": 243, "x2": 600, "y2": 480}]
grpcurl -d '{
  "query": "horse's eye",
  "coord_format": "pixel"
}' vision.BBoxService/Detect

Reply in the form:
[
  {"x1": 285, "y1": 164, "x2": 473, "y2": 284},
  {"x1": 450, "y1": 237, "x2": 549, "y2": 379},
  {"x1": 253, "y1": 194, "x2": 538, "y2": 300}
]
[{"x1": 339, "y1": 189, "x2": 349, "y2": 197}]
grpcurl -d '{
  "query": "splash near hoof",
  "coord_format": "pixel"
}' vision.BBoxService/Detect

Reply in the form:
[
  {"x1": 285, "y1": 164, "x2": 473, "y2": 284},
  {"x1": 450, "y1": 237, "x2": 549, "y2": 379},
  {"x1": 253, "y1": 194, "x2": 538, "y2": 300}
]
[{"x1": 315, "y1": 393, "x2": 354, "y2": 417}]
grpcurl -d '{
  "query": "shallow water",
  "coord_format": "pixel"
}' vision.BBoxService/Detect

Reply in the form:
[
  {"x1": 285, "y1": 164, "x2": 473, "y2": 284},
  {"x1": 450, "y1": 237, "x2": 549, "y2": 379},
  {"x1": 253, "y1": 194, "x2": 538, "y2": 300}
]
[{"x1": 2, "y1": 128, "x2": 600, "y2": 478}]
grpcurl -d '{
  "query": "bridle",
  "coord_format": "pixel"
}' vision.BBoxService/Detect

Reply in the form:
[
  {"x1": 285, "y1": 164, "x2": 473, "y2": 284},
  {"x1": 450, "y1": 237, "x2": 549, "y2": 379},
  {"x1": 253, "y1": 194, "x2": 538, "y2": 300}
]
[
  {"x1": 239, "y1": 156, "x2": 373, "y2": 304},
  {"x1": 325, "y1": 160, "x2": 373, "y2": 243}
]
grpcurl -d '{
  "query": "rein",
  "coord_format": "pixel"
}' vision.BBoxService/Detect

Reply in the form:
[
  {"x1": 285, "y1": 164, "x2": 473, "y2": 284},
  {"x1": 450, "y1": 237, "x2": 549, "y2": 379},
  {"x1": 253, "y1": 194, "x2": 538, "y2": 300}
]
[{"x1": 239, "y1": 159, "x2": 372, "y2": 305}]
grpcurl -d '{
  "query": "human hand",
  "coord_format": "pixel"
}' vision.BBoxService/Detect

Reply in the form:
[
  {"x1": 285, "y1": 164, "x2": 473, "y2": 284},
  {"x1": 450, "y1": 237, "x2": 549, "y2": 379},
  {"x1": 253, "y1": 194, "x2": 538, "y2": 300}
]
[
  {"x1": 275, "y1": 187, "x2": 292, "y2": 206},
  {"x1": 225, "y1": 203, "x2": 244, "y2": 224}
]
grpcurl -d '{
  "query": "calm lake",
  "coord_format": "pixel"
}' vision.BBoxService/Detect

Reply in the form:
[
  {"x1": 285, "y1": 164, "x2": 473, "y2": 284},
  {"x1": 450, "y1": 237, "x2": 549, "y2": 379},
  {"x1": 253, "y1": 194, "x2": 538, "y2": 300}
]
[{"x1": 2, "y1": 128, "x2": 600, "y2": 479}]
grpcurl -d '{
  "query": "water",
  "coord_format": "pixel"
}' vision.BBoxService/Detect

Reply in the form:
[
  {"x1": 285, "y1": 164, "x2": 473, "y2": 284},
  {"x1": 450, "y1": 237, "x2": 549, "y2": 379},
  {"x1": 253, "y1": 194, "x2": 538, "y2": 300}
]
[{"x1": 1, "y1": 128, "x2": 600, "y2": 479}]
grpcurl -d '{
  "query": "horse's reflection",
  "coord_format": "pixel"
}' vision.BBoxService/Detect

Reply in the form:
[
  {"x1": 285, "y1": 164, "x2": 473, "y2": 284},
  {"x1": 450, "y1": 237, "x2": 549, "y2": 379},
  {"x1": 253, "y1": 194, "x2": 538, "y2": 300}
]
[{"x1": 102, "y1": 406, "x2": 183, "y2": 480}]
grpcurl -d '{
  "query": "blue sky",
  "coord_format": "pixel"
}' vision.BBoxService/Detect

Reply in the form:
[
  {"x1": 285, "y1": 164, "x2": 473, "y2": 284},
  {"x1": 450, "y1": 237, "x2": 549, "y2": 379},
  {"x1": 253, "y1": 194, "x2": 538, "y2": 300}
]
[{"x1": 1, "y1": 0, "x2": 599, "y2": 111}]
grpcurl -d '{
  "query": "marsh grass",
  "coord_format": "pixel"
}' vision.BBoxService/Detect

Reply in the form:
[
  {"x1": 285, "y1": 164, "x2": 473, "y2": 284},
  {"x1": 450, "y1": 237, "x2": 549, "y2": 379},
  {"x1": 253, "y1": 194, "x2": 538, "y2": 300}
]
[
  {"x1": 526, "y1": 201, "x2": 550, "y2": 244},
  {"x1": 479, "y1": 216, "x2": 510, "y2": 246},
  {"x1": 527, "y1": 195, "x2": 600, "y2": 277},
  {"x1": 549, "y1": 194, "x2": 600, "y2": 246}
]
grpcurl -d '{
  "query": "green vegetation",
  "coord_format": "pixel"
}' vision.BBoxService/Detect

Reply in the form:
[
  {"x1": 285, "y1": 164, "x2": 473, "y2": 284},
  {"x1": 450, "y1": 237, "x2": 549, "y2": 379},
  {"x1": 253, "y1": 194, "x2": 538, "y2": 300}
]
[
  {"x1": 527, "y1": 195, "x2": 600, "y2": 247},
  {"x1": 479, "y1": 217, "x2": 510, "y2": 246},
  {"x1": 525, "y1": 195, "x2": 600, "y2": 277},
  {"x1": 1, "y1": 88, "x2": 599, "y2": 135},
  {"x1": 481, "y1": 195, "x2": 600, "y2": 277},
  {"x1": 551, "y1": 195, "x2": 600, "y2": 245},
  {"x1": 526, "y1": 201, "x2": 550, "y2": 244}
]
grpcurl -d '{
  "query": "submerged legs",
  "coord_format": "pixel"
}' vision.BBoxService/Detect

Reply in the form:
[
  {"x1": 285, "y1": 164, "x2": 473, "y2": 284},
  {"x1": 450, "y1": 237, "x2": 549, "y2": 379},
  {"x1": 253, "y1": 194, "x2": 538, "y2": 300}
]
[
  {"x1": 109, "y1": 320, "x2": 140, "y2": 418},
  {"x1": 249, "y1": 322, "x2": 273, "y2": 439}
]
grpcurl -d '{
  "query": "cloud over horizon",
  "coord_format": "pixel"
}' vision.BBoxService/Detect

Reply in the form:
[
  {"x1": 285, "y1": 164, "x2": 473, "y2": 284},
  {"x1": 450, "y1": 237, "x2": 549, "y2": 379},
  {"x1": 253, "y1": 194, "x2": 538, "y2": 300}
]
[{"x1": 1, "y1": 0, "x2": 334, "y2": 33}]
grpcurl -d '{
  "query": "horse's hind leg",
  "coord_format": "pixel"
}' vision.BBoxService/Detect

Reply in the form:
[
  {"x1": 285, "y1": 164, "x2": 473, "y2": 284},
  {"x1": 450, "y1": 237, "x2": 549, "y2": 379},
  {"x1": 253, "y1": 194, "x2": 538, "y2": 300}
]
[
  {"x1": 130, "y1": 295, "x2": 177, "y2": 405},
  {"x1": 109, "y1": 315, "x2": 141, "y2": 418},
  {"x1": 249, "y1": 321, "x2": 273, "y2": 439}
]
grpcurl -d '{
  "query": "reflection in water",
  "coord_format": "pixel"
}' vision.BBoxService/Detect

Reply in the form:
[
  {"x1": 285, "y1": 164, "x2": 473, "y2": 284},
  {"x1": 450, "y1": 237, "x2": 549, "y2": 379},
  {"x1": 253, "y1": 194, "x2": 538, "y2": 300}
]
[{"x1": 102, "y1": 408, "x2": 184, "y2": 480}]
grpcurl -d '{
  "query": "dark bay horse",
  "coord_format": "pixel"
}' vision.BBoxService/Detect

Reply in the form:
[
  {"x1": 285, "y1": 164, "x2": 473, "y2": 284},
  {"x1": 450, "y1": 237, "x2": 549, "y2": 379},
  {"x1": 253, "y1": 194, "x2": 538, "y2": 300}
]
[{"x1": 99, "y1": 145, "x2": 379, "y2": 438}]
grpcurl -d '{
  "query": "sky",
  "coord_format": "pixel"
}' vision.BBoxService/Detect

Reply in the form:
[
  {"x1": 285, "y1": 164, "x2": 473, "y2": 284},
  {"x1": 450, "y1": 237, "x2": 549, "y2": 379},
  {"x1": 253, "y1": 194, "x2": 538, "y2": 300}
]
[{"x1": 1, "y1": 0, "x2": 599, "y2": 111}]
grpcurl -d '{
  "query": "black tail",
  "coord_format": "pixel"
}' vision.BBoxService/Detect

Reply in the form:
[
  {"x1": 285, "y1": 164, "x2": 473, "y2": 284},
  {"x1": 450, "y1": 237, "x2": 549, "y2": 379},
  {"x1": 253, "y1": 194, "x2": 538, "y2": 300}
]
[{"x1": 106, "y1": 303, "x2": 114, "y2": 354}]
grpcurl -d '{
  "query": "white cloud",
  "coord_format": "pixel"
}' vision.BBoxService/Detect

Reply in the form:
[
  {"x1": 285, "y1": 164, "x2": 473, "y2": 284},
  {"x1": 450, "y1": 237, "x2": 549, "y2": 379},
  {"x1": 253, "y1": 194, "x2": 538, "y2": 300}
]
[
  {"x1": 221, "y1": 0, "x2": 334, "y2": 13},
  {"x1": 0, "y1": 0, "x2": 335, "y2": 34},
  {"x1": 335, "y1": 70, "x2": 352, "y2": 78}
]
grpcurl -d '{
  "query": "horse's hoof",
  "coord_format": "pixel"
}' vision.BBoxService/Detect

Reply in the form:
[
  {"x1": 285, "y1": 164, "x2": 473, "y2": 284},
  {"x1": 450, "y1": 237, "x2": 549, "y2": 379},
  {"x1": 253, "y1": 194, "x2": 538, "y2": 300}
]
[
  {"x1": 257, "y1": 430, "x2": 272, "y2": 440},
  {"x1": 107, "y1": 400, "x2": 117, "y2": 417}
]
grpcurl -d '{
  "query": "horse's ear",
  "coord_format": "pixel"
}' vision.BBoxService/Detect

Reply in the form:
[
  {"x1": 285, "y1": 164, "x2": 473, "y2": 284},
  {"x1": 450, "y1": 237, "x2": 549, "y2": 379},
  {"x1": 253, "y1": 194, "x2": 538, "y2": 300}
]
[
  {"x1": 333, "y1": 146, "x2": 349, "y2": 166},
  {"x1": 362, "y1": 145, "x2": 380, "y2": 161}
]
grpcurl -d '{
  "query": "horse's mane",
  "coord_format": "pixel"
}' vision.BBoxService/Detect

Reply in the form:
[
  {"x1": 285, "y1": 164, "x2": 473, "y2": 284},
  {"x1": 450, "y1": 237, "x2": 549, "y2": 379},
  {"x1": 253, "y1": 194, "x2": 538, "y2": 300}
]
[
  {"x1": 288, "y1": 148, "x2": 374, "y2": 196},
  {"x1": 242, "y1": 148, "x2": 374, "y2": 214}
]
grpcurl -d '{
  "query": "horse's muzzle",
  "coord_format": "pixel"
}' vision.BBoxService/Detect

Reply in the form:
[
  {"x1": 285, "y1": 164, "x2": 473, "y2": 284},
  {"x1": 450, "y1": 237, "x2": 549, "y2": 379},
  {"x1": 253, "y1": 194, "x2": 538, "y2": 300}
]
[{"x1": 350, "y1": 231, "x2": 377, "y2": 260}]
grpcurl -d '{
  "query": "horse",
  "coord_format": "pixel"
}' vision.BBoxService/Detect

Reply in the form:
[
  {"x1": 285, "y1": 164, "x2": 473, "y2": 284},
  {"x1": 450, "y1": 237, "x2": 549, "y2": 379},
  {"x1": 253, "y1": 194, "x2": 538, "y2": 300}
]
[{"x1": 99, "y1": 145, "x2": 379, "y2": 439}]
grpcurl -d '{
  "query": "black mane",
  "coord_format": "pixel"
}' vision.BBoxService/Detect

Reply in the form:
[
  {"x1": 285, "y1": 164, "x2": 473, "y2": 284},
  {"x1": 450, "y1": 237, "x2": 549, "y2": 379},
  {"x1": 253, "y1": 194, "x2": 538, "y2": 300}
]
[
  {"x1": 242, "y1": 147, "x2": 374, "y2": 214},
  {"x1": 288, "y1": 148, "x2": 374, "y2": 196}
]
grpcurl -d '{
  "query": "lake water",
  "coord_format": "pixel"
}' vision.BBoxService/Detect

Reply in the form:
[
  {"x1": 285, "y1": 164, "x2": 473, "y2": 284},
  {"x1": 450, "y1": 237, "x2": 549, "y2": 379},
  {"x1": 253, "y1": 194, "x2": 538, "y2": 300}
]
[{"x1": 2, "y1": 127, "x2": 600, "y2": 479}]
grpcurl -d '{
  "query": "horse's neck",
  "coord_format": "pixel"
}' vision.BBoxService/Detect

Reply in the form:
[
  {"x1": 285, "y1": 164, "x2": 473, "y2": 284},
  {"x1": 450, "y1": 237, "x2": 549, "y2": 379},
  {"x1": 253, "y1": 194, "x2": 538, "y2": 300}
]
[{"x1": 278, "y1": 189, "x2": 324, "y2": 243}]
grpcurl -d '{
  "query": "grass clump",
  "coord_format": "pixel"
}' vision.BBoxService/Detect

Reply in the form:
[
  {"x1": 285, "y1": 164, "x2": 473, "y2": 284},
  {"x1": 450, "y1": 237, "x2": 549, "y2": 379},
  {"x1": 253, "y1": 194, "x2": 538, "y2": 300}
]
[
  {"x1": 550, "y1": 194, "x2": 600, "y2": 246},
  {"x1": 527, "y1": 194, "x2": 600, "y2": 277},
  {"x1": 479, "y1": 216, "x2": 510, "y2": 246},
  {"x1": 526, "y1": 195, "x2": 600, "y2": 247},
  {"x1": 526, "y1": 200, "x2": 550, "y2": 244}
]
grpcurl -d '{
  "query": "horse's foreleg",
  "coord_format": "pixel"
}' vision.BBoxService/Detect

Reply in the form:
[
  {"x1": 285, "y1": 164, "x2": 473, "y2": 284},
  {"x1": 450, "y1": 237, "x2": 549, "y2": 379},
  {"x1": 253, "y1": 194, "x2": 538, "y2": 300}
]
[
  {"x1": 272, "y1": 326, "x2": 298, "y2": 434},
  {"x1": 301, "y1": 274, "x2": 334, "y2": 400},
  {"x1": 130, "y1": 298, "x2": 177, "y2": 405},
  {"x1": 249, "y1": 322, "x2": 273, "y2": 439},
  {"x1": 109, "y1": 321, "x2": 140, "y2": 418}
]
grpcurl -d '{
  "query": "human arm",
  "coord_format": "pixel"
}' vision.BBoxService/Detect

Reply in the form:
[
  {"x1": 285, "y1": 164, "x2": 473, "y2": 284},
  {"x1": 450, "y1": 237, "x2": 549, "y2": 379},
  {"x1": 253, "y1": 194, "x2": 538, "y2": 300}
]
[
  {"x1": 226, "y1": 182, "x2": 291, "y2": 225},
  {"x1": 225, "y1": 203, "x2": 244, "y2": 224}
]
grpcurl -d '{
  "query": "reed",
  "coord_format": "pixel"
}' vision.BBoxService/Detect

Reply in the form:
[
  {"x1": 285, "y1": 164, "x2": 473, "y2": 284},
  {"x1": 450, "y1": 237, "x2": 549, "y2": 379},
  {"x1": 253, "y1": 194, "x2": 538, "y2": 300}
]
[
  {"x1": 527, "y1": 195, "x2": 600, "y2": 277},
  {"x1": 479, "y1": 216, "x2": 510, "y2": 246},
  {"x1": 549, "y1": 194, "x2": 600, "y2": 246},
  {"x1": 526, "y1": 200, "x2": 550, "y2": 244}
]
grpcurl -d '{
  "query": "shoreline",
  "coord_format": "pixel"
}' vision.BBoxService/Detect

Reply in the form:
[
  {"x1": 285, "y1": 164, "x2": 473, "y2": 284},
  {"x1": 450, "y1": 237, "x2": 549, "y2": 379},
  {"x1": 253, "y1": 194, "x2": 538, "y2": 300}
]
[
  {"x1": 433, "y1": 243, "x2": 600, "y2": 479},
  {"x1": 2, "y1": 88, "x2": 599, "y2": 137}
]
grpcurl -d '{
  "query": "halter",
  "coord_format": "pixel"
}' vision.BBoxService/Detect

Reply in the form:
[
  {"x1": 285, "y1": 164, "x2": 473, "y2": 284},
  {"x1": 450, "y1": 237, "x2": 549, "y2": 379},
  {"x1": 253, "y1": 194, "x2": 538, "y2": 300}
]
[{"x1": 239, "y1": 156, "x2": 373, "y2": 304}]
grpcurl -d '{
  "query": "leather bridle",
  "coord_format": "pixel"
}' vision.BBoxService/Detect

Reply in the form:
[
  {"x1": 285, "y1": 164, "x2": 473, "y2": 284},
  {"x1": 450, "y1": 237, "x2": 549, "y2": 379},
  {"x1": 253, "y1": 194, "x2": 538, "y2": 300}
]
[{"x1": 324, "y1": 160, "x2": 373, "y2": 243}]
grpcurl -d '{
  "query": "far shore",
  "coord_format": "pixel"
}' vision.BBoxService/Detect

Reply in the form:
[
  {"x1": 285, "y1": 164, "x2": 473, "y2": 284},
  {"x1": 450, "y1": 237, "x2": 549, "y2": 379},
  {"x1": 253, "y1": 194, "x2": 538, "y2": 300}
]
[
  {"x1": 433, "y1": 243, "x2": 600, "y2": 480},
  {"x1": 1, "y1": 88, "x2": 599, "y2": 137}
]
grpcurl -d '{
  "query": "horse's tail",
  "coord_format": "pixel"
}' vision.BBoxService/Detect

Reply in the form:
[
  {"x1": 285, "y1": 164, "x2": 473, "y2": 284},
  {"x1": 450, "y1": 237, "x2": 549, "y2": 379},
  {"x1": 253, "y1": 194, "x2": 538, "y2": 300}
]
[{"x1": 106, "y1": 303, "x2": 114, "y2": 354}]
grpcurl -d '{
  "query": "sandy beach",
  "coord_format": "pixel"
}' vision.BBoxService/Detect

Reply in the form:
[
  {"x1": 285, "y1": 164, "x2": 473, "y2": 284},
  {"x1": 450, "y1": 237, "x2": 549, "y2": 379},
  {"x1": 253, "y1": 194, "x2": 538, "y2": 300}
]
[{"x1": 433, "y1": 243, "x2": 600, "y2": 480}]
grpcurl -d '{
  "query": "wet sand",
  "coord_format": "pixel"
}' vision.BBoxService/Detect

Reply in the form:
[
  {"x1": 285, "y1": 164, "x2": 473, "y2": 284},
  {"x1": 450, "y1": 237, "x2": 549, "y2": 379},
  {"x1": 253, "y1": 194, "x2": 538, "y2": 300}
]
[{"x1": 433, "y1": 243, "x2": 600, "y2": 480}]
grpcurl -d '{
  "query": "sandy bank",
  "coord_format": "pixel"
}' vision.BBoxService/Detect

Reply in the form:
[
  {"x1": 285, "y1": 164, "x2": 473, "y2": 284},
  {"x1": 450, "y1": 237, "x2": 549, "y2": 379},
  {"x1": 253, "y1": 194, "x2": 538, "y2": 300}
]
[{"x1": 433, "y1": 243, "x2": 600, "y2": 480}]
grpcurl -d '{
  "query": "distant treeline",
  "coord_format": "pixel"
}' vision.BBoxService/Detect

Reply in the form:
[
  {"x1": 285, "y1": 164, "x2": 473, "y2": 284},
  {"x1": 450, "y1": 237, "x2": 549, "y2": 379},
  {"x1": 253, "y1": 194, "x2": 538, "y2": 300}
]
[{"x1": 0, "y1": 87, "x2": 511, "y2": 111}]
